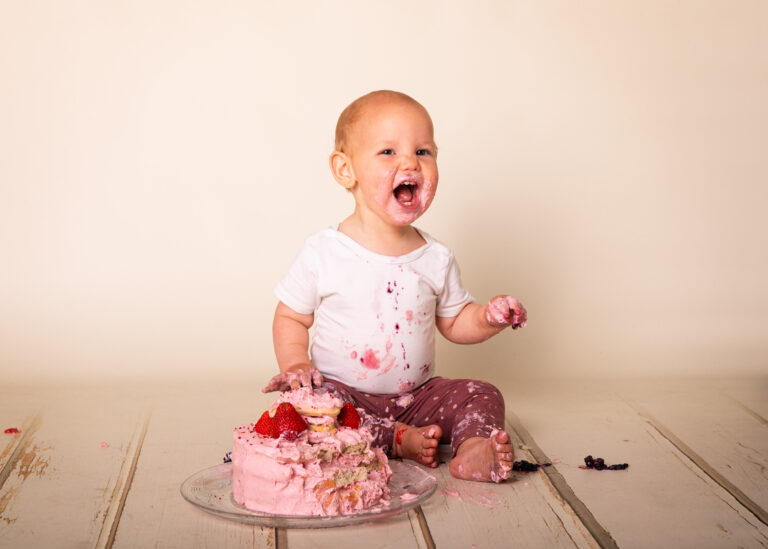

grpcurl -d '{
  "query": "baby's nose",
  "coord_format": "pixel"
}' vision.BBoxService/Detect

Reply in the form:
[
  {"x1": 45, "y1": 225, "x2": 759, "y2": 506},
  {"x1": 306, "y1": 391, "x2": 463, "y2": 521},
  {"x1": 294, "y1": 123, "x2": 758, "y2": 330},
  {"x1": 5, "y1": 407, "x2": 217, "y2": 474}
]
[{"x1": 399, "y1": 153, "x2": 420, "y2": 171}]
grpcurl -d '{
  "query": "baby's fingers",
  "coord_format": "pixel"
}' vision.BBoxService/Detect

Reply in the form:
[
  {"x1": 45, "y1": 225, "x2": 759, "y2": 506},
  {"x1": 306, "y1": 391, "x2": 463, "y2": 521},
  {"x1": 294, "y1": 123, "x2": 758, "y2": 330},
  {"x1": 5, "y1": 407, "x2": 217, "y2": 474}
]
[
  {"x1": 504, "y1": 297, "x2": 528, "y2": 329},
  {"x1": 311, "y1": 368, "x2": 325, "y2": 387},
  {"x1": 262, "y1": 374, "x2": 288, "y2": 393},
  {"x1": 291, "y1": 367, "x2": 322, "y2": 389}
]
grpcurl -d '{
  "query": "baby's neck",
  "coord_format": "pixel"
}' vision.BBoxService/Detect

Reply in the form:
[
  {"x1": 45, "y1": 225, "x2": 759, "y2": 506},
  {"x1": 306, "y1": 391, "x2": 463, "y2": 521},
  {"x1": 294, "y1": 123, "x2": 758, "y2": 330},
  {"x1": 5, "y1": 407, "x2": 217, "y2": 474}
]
[{"x1": 338, "y1": 216, "x2": 426, "y2": 256}]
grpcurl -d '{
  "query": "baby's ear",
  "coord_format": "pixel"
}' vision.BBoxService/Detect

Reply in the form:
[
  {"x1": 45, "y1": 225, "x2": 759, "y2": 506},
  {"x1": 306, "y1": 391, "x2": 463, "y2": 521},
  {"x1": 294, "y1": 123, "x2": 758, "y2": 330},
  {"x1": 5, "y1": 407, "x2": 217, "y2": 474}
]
[{"x1": 329, "y1": 151, "x2": 356, "y2": 190}]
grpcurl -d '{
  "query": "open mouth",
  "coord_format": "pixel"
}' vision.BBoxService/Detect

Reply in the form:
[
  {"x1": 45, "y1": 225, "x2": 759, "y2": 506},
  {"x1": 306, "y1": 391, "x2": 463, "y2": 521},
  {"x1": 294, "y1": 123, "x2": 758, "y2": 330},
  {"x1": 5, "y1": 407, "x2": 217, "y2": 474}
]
[{"x1": 393, "y1": 181, "x2": 418, "y2": 207}]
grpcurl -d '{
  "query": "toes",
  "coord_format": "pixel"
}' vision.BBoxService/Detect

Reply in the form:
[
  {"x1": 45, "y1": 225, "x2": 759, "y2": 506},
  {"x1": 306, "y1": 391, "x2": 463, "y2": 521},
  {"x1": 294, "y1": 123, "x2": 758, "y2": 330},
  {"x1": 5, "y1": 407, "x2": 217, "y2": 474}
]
[
  {"x1": 422, "y1": 447, "x2": 437, "y2": 457},
  {"x1": 422, "y1": 437, "x2": 439, "y2": 449},
  {"x1": 418, "y1": 453, "x2": 438, "y2": 467},
  {"x1": 493, "y1": 430, "x2": 510, "y2": 444},
  {"x1": 495, "y1": 443, "x2": 513, "y2": 454}
]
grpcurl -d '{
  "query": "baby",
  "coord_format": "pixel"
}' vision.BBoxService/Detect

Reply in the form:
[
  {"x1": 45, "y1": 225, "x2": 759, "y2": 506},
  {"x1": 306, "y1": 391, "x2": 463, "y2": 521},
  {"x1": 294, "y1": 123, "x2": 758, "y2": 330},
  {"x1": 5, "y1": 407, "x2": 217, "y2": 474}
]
[{"x1": 264, "y1": 90, "x2": 527, "y2": 482}]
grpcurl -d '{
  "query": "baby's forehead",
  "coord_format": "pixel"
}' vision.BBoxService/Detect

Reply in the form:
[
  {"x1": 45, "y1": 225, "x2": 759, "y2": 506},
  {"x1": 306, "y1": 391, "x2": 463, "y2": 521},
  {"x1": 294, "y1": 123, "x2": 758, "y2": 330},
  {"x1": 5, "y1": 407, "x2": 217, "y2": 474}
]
[
  {"x1": 336, "y1": 91, "x2": 432, "y2": 151},
  {"x1": 350, "y1": 99, "x2": 431, "y2": 139}
]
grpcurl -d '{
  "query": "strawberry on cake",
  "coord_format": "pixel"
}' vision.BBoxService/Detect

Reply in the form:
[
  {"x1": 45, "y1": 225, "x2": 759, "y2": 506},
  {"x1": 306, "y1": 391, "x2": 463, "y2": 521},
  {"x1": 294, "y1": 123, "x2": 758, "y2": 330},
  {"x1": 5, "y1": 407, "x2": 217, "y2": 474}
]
[{"x1": 232, "y1": 387, "x2": 392, "y2": 516}]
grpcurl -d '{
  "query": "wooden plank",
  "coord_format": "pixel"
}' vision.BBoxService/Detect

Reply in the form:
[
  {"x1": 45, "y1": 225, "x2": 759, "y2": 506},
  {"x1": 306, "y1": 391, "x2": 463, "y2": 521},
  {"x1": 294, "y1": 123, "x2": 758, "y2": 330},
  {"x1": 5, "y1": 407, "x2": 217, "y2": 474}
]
[
  {"x1": 0, "y1": 384, "x2": 150, "y2": 546},
  {"x1": 620, "y1": 381, "x2": 768, "y2": 524},
  {"x1": 286, "y1": 511, "x2": 425, "y2": 549},
  {"x1": 1, "y1": 414, "x2": 41, "y2": 481},
  {"x1": 112, "y1": 382, "x2": 276, "y2": 548},
  {"x1": 720, "y1": 377, "x2": 768, "y2": 423},
  {"x1": 96, "y1": 409, "x2": 151, "y2": 548},
  {"x1": 0, "y1": 384, "x2": 44, "y2": 474},
  {"x1": 506, "y1": 414, "x2": 616, "y2": 549},
  {"x1": 505, "y1": 380, "x2": 768, "y2": 548},
  {"x1": 418, "y1": 429, "x2": 598, "y2": 549}
]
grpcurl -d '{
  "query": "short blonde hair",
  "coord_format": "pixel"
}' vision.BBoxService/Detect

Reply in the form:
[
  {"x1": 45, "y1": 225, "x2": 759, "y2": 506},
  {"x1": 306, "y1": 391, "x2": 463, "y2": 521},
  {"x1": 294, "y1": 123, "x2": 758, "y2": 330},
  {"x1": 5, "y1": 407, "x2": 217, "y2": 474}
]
[{"x1": 334, "y1": 90, "x2": 430, "y2": 152}]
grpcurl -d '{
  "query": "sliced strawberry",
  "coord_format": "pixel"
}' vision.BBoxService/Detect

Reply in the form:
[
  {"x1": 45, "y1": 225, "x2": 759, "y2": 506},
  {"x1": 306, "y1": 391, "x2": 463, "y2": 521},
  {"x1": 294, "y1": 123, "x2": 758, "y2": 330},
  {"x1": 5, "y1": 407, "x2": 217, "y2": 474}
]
[
  {"x1": 251, "y1": 410, "x2": 273, "y2": 437},
  {"x1": 338, "y1": 402, "x2": 360, "y2": 429},
  {"x1": 271, "y1": 402, "x2": 308, "y2": 440}
]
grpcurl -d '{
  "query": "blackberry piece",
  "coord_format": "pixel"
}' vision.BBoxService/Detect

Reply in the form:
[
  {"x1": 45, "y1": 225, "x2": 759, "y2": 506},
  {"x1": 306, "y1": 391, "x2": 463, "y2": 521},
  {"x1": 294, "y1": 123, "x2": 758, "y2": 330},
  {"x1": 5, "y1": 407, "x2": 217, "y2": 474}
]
[
  {"x1": 223, "y1": 451, "x2": 232, "y2": 463},
  {"x1": 583, "y1": 454, "x2": 629, "y2": 471},
  {"x1": 512, "y1": 459, "x2": 542, "y2": 472}
]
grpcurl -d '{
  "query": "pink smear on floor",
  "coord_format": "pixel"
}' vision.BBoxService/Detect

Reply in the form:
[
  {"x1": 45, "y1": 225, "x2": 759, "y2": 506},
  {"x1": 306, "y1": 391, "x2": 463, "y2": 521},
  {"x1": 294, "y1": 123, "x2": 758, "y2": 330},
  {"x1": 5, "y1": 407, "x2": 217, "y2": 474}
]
[
  {"x1": 4, "y1": 427, "x2": 20, "y2": 434},
  {"x1": 441, "y1": 489, "x2": 463, "y2": 501},
  {"x1": 441, "y1": 486, "x2": 503, "y2": 507}
]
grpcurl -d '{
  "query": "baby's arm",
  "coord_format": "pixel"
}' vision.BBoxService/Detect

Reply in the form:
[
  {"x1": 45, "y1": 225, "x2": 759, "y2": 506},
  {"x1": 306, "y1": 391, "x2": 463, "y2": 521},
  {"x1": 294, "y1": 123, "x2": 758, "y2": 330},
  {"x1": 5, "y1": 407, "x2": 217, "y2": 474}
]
[
  {"x1": 436, "y1": 295, "x2": 527, "y2": 344},
  {"x1": 263, "y1": 301, "x2": 323, "y2": 392}
]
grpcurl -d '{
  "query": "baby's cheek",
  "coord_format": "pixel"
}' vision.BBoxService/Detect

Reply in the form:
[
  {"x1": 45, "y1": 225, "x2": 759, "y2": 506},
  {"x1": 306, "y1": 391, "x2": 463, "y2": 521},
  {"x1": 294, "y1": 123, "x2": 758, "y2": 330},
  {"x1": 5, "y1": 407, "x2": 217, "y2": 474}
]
[{"x1": 421, "y1": 179, "x2": 437, "y2": 209}]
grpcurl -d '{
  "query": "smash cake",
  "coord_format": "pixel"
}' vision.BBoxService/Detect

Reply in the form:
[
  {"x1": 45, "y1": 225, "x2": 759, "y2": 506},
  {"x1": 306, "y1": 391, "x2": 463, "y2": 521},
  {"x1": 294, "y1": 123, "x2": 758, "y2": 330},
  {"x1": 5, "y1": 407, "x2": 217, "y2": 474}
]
[{"x1": 232, "y1": 387, "x2": 392, "y2": 516}]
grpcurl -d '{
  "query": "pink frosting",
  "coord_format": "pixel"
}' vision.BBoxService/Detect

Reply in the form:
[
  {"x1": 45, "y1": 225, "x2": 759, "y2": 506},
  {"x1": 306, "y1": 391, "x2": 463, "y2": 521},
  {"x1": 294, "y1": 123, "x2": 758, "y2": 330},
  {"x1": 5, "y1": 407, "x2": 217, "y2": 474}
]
[
  {"x1": 232, "y1": 422, "x2": 392, "y2": 515},
  {"x1": 272, "y1": 387, "x2": 343, "y2": 414}
]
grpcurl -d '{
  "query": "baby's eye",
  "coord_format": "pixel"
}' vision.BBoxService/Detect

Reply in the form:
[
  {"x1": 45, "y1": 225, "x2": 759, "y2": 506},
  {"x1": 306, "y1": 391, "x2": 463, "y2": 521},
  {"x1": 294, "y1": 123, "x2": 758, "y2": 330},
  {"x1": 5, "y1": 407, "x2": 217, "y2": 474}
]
[
  {"x1": 379, "y1": 149, "x2": 395, "y2": 155},
  {"x1": 416, "y1": 148, "x2": 432, "y2": 156}
]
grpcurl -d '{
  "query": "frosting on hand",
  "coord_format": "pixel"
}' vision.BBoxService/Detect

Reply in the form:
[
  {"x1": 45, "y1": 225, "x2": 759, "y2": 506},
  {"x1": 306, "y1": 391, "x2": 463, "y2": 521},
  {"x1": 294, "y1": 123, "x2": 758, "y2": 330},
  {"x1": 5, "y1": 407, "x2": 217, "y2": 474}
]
[
  {"x1": 262, "y1": 365, "x2": 324, "y2": 393},
  {"x1": 485, "y1": 295, "x2": 528, "y2": 329}
]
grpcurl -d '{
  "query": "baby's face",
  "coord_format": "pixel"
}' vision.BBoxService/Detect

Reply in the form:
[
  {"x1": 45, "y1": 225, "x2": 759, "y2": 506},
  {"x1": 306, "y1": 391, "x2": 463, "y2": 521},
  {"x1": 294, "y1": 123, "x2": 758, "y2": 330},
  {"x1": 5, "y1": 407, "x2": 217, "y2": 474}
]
[{"x1": 345, "y1": 99, "x2": 438, "y2": 227}]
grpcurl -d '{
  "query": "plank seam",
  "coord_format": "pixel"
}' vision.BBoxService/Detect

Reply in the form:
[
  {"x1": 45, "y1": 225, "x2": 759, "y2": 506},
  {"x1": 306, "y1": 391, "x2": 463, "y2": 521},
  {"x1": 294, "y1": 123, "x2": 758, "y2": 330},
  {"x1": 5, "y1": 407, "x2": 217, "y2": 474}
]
[
  {"x1": 723, "y1": 394, "x2": 768, "y2": 427},
  {"x1": 96, "y1": 408, "x2": 152, "y2": 548},
  {"x1": 505, "y1": 410, "x2": 619, "y2": 549},
  {"x1": 0, "y1": 413, "x2": 42, "y2": 493},
  {"x1": 275, "y1": 527, "x2": 288, "y2": 549},
  {"x1": 623, "y1": 398, "x2": 768, "y2": 527},
  {"x1": 408, "y1": 505, "x2": 436, "y2": 549},
  {"x1": 543, "y1": 498, "x2": 581, "y2": 548}
]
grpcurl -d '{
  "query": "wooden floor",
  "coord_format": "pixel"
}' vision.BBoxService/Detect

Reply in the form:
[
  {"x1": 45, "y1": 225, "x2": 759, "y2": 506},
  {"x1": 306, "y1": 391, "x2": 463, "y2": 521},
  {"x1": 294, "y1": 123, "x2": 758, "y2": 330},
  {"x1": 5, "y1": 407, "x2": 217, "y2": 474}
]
[{"x1": 1, "y1": 377, "x2": 766, "y2": 548}]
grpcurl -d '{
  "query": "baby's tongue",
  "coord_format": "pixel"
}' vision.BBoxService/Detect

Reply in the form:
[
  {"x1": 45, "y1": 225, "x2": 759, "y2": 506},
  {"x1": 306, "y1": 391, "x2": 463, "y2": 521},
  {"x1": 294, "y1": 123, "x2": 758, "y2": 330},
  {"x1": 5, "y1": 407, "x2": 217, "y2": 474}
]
[{"x1": 394, "y1": 184, "x2": 414, "y2": 204}]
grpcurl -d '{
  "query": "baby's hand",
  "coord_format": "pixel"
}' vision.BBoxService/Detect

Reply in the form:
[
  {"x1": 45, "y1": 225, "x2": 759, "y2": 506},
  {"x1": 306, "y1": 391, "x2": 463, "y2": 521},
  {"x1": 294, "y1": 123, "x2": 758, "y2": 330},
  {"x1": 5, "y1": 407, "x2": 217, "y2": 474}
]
[
  {"x1": 486, "y1": 295, "x2": 528, "y2": 329},
  {"x1": 262, "y1": 364, "x2": 324, "y2": 393}
]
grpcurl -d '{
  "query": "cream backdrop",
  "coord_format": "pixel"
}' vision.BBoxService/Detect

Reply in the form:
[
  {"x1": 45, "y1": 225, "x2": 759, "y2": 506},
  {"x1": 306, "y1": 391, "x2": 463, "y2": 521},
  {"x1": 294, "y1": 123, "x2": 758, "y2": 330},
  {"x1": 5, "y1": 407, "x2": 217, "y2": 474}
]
[{"x1": 1, "y1": 1, "x2": 766, "y2": 383}]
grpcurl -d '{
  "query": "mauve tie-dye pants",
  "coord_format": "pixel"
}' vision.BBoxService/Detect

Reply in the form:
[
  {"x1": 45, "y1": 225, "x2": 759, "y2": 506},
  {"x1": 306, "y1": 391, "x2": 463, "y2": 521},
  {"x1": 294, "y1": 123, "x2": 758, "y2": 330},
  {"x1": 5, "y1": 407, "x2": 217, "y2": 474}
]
[{"x1": 322, "y1": 376, "x2": 506, "y2": 457}]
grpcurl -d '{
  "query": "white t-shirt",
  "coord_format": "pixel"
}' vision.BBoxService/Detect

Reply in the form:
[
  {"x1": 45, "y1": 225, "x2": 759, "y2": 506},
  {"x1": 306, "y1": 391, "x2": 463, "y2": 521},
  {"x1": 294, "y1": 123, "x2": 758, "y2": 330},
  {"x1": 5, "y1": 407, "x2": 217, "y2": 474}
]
[{"x1": 274, "y1": 227, "x2": 474, "y2": 394}]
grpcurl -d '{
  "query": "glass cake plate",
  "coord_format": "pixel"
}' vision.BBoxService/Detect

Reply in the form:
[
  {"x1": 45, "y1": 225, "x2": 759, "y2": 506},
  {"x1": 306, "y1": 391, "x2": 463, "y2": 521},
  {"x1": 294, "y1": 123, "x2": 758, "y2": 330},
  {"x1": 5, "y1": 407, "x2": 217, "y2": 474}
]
[{"x1": 180, "y1": 460, "x2": 438, "y2": 528}]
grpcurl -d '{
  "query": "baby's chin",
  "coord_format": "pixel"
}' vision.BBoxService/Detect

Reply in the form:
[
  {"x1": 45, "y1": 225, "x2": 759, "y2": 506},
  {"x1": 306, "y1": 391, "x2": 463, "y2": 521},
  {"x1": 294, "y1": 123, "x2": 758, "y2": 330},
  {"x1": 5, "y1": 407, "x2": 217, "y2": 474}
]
[{"x1": 385, "y1": 202, "x2": 431, "y2": 226}]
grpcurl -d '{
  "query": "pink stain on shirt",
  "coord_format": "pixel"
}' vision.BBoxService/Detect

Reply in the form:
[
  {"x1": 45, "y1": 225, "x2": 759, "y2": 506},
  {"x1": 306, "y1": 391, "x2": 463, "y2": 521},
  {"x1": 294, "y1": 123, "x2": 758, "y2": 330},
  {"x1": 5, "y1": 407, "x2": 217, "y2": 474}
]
[
  {"x1": 360, "y1": 348, "x2": 380, "y2": 369},
  {"x1": 398, "y1": 380, "x2": 416, "y2": 393}
]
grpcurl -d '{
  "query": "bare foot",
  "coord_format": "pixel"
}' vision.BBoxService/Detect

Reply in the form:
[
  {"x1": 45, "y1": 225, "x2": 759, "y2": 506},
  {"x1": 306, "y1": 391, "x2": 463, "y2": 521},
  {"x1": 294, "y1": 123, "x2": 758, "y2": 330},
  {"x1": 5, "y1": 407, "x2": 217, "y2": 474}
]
[
  {"x1": 449, "y1": 429, "x2": 514, "y2": 483},
  {"x1": 392, "y1": 422, "x2": 442, "y2": 468}
]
